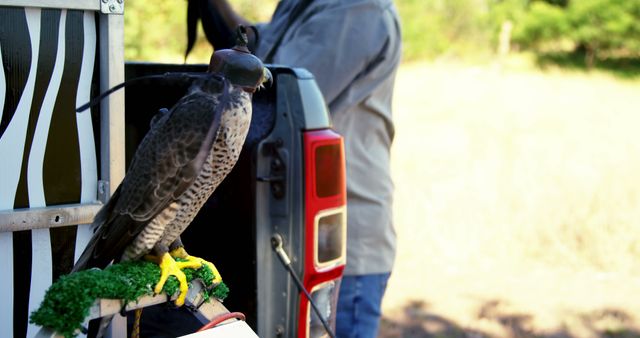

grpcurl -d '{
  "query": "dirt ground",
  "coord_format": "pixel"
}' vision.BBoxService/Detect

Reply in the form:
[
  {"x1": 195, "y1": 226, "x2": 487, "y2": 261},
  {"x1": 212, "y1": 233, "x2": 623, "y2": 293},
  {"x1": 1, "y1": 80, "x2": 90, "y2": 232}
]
[{"x1": 379, "y1": 61, "x2": 640, "y2": 338}]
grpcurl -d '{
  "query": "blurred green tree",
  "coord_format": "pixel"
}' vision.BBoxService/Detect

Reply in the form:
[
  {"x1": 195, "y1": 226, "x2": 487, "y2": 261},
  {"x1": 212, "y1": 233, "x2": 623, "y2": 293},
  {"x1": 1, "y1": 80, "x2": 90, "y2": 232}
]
[
  {"x1": 541, "y1": 0, "x2": 568, "y2": 7},
  {"x1": 485, "y1": 0, "x2": 527, "y2": 47},
  {"x1": 123, "y1": 0, "x2": 640, "y2": 67},
  {"x1": 398, "y1": 0, "x2": 491, "y2": 61},
  {"x1": 512, "y1": 0, "x2": 640, "y2": 67}
]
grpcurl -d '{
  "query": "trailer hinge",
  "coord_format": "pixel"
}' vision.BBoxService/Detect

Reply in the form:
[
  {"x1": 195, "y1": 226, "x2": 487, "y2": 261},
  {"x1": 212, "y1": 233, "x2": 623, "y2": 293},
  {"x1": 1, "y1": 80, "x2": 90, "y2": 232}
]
[{"x1": 100, "y1": 0, "x2": 124, "y2": 14}]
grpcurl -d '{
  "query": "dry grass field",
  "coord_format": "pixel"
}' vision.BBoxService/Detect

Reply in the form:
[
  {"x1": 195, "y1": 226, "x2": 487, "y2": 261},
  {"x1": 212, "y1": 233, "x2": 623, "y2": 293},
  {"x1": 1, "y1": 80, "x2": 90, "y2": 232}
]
[{"x1": 380, "y1": 61, "x2": 640, "y2": 338}]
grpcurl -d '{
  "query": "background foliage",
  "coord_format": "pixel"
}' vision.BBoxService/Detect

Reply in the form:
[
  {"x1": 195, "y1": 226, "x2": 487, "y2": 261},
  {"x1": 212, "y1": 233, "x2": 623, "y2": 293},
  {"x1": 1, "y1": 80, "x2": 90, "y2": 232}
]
[
  {"x1": 511, "y1": 0, "x2": 640, "y2": 67},
  {"x1": 125, "y1": 0, "x2": 640, "y2": 69},
  {"x1": 398, "y1": 0, "x2": 640, "y2": 65},
  {"x1": 124, "y1": 0, "x2": 276, "y2": 63}
]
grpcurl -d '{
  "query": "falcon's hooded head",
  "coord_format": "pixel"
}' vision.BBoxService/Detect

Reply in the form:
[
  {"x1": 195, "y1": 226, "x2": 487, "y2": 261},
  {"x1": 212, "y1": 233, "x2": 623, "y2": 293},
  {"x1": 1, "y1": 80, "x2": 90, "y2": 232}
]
[{"x1": 208, "y1": 25, "x2": 272, "y2": 93}]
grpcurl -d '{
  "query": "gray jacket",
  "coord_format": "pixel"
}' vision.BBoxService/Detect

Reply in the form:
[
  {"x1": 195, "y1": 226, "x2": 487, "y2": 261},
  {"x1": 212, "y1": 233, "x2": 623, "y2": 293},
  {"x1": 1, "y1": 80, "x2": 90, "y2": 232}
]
[{"x1": 255, "y1": 0, "x2": 401, "y2": 275}]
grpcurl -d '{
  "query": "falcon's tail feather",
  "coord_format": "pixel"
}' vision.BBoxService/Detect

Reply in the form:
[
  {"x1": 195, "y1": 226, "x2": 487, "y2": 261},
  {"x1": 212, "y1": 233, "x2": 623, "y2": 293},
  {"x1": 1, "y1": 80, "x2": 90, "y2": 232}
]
[
  {"x1": 71, "y1": 188, "x2": 139, "y2": 272},
  {"x1": 71, "y1": 195, "x2": 116, "y2": 272}
]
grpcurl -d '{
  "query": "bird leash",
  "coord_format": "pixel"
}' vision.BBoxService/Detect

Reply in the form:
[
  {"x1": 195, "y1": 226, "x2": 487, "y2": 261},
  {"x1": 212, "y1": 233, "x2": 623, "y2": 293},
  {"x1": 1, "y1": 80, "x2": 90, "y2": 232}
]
[{"x1": 76, "y1": 72, "x2": 225, "y2": 113}]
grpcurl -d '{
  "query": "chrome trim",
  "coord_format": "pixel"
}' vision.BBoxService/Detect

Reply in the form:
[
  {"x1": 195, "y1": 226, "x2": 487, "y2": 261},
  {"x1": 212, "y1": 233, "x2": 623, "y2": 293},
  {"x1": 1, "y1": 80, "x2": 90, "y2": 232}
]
[
  {"x1": 313, "y1": 206, "x2": 347, "y2": 269},
  {"x1": 305, "y1": 280, "x2": 338, "y2": 338}
]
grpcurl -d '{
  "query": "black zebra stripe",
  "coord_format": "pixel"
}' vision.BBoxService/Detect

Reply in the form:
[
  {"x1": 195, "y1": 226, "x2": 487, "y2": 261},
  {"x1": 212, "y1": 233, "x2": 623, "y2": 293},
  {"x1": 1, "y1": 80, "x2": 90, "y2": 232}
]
[
  {"x1": 0, "y1": 7, "x2": 41, "y2": 338},
  {"x1": 0, "y1": 7, "x2": 31, "y2": 139},
  {"x1": 14, "y1": 9, "x2": 62, "y2": 209},
  {"x1": 44, "y1": 9, "x2": 83, "y2": 207},
  {"x1": 46, "y1": 9, "x2": 84, "y2": 283}
]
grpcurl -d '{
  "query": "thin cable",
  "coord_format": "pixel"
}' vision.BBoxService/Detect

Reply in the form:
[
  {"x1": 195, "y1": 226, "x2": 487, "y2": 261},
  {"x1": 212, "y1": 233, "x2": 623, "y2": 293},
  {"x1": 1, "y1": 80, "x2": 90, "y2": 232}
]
[
  {"x1": 75, "y1": 72, "x2": 215, "y2": 113},
  {"x1": 271, "y1": 234, "x2": 336, "y2": 338}
]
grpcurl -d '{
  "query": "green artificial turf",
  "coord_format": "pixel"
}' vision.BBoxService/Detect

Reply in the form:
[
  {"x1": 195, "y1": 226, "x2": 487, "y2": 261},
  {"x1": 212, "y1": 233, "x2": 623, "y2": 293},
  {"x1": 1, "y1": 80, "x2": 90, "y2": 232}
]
[{"x1": 30, "y1": 260, "x2": 228, "y2": 338}]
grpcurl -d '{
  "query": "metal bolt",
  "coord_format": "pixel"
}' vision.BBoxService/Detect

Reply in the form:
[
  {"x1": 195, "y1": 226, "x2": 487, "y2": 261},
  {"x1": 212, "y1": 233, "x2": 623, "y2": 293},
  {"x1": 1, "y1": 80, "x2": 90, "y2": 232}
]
[
  {"x1": 101, "y1": 0, "x2": 107, "y2": 3},
  {"x1": 98, "y1": 180, "x2": 110, "y2": 203},
  {"x1": 109, "y1": 4, "x2": 117, "y2": 11},
  {"x1": 271, "y1": 158, "x2": 282, "y2": 170},
  {"x1": 272, "y1": 183, "x2": 284, "y2": 198},
  {"x1": 275, "y1": 325, "x2": 285, "y2": 337}
]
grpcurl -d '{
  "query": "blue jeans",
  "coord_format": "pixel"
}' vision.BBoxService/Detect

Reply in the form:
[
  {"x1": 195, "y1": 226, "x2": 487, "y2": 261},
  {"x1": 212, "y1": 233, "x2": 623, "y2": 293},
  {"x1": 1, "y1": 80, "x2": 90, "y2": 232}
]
[{"x1": 336, "y1": 273, "x2": 390, "y2": 338}]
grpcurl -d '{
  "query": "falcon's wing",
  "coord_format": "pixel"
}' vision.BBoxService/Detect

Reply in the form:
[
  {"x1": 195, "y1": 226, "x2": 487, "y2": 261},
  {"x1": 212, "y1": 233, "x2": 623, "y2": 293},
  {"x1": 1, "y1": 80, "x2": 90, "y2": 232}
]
[{"x1": 73, "y1": 78, "x2": 230, "y2": 271}]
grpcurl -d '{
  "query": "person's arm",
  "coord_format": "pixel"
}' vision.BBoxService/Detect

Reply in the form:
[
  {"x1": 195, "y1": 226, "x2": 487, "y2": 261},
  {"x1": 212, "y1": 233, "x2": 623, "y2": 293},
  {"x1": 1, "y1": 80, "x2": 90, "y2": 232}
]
[
  {"x1": 200, "y1": 0, "x2": 258, "y2": 50},
  {"x1": 208, "y1": 0, "x2": 252, "y2": 29}
]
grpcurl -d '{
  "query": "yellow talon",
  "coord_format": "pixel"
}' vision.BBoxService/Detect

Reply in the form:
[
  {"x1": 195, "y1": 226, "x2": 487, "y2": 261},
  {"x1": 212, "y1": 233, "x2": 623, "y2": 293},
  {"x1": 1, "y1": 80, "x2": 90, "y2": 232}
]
[
  {"x1": 169, "y1": 247, "x2": 223, "y2": 285},
  {"x1": 152, "y1": 253, "x2": 189, "y2": 306}
]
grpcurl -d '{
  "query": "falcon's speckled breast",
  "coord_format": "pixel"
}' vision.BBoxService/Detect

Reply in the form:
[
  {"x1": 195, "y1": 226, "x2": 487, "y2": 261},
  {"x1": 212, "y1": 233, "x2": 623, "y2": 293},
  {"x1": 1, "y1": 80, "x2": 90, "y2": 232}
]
[{"x1": 122, "y1": 84, "x2": 252, "y2": 260}]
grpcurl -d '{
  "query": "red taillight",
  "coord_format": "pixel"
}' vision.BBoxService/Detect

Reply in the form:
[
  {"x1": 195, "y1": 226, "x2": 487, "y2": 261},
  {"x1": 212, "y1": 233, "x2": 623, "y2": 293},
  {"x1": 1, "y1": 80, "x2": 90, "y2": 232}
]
[
  {"x1": 300, "y1": 129, "x2": 346, "y2": 338},
  {"x1": 314, "y1": 144, "x2": 344, "y2": 198}
]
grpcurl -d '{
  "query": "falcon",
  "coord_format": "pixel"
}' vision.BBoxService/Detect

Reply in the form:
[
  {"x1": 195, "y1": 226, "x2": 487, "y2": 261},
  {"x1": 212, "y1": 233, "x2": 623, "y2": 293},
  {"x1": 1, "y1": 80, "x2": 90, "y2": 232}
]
[{"x1": 72, "y1": 26, "x2": 271, "y2": 306}]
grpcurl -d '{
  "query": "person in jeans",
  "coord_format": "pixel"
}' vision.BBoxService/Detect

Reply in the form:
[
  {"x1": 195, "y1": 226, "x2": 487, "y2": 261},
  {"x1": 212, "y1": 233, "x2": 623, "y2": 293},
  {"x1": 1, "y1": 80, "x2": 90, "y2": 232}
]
[{"x1": 197, "y1": 0, "x2": 401, "y2": 336}]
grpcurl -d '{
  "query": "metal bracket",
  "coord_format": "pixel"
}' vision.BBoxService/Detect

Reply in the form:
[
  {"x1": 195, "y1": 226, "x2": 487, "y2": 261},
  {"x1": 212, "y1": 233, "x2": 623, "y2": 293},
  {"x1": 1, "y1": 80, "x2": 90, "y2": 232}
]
[
  {"x1": 257, "y1": 138, "x2": 287, "y2": 199},
  {"x1": 98, "y1": 180, "x2": 110, "y2": 203},
  {"x1": 100, "y1": 0, "x2": 123, "y2": 14},
  {"x1": 0, "y1": 202, "x2": 103, "y2": 232}
]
